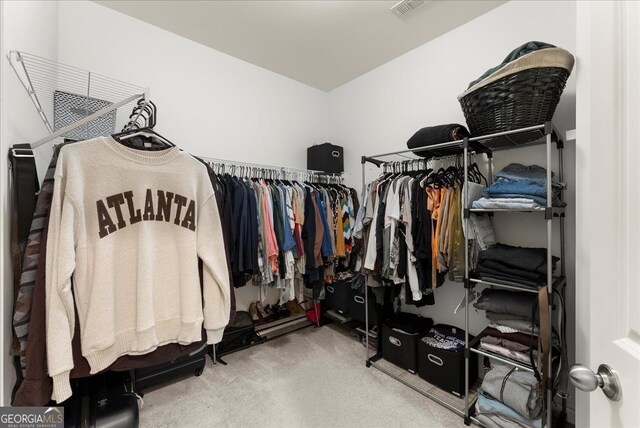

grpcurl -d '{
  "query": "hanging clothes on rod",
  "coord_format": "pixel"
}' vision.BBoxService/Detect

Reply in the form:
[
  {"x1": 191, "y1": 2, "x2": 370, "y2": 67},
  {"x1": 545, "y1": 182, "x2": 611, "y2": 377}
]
[
  {"x1": 202, "y1": 158, "x2": 359, "y2": 307},
  {"x1": 356, "y1": 155, "x2": 492, "y2": 306}
]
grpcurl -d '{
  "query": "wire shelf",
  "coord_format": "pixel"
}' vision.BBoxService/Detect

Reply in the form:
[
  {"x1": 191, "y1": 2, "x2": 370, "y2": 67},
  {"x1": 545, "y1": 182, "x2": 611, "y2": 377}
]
[
  {"x1": 368, "y1": 356, "x2": 480, "y2": 417},
  {"x1": 7, "y1": 50, "x2": 146, "y2": 146}
]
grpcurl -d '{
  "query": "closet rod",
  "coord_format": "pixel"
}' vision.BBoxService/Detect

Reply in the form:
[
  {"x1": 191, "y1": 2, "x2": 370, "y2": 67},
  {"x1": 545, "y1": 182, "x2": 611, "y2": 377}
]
[
  {"x1": 362, "y1": 139, "x2": 467, "y2": 162},
  {"x1": 200, "y1": 156, "x2": 346, "y2": 177},
  {"x1": 31, "y1": 91, "x2": 147, "y2": 149}
]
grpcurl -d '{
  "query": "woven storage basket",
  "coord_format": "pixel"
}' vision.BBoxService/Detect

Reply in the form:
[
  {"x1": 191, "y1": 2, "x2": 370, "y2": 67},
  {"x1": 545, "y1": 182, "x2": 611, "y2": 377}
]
[{"x1": 458, "y1": 48, "x2": 574, "y2": 136}]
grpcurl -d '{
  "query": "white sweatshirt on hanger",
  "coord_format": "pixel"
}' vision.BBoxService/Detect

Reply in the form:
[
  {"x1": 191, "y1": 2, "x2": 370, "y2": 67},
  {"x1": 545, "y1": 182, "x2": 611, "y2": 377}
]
[{"x1": 46, "y1": 137, "x2": 231, "y2": 403}]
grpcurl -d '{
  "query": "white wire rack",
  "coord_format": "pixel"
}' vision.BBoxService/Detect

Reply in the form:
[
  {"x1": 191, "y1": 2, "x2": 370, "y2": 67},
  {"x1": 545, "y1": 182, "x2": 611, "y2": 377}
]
[{"x1": 7, "y1": 50, "x2": 147, "y2": 148}]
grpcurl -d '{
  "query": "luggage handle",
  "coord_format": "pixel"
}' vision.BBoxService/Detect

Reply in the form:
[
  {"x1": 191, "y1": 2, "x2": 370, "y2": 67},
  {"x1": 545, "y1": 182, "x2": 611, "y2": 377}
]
[
  {"x1": 327, "y1": 286, "x2": 334, "y2": 293},
  {"x1": 331, "y1": 150, "x2": 340, "y2": 158},
  {"x1": 428, "y1": 354, "x2": 444, "y2": 366},
  {"x1": 353, "y1": 295, "x2": 365, "y2": 304},
  {"x1": 389, "y1": 336, "x2": 401, "y2": 347}
]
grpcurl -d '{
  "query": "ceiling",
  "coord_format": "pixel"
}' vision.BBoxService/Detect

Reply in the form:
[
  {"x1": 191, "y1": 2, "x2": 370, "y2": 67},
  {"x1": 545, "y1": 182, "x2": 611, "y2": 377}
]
[{"x1": 96, "y1": 1, "x2": 506, "y2": 92}]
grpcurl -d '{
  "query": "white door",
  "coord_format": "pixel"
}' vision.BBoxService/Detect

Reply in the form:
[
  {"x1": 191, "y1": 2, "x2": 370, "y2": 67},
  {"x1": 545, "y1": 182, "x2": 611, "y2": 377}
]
[{"x1": 574, "y1": 1, "x2": 640, "y2": 427}]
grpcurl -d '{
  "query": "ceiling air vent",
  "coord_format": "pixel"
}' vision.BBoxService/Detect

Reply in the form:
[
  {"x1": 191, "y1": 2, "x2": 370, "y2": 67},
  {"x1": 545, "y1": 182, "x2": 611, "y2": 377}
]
[{"x1": 391, "y1": 0, "x2": 425, "y2": 17}]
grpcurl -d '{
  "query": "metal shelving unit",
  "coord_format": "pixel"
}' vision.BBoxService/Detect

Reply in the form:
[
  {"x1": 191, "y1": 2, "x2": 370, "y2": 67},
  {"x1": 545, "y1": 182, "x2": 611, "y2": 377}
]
[{"x1": 361, "y1": 122, "x2": 567, "y2": 427}]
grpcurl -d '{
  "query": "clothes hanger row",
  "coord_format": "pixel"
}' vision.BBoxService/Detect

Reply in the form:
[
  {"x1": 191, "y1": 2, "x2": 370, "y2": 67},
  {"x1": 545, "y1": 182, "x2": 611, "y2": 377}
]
[
  {"x1": 206, "y1": 161, "x2": 345, "y2": 185},
  {"x1": 379, "y1": 155, "x2": 487, "y2": 187}
]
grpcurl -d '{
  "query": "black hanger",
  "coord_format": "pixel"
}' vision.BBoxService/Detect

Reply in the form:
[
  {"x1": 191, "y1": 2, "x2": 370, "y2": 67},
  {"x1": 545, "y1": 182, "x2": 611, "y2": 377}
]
[
  {"x1": 471, "y1": 163, "x2": 488, "y2": 186},
  {"x1": 113, "y1": 99, "x2": 174, "y2": 149}
]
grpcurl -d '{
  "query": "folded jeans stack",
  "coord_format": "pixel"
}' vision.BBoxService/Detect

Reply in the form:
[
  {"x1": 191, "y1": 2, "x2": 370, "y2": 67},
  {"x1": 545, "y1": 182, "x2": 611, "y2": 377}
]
[
  {"x1": 475, "y1": 243, "x2": 559, "y2": 287},
  {"x1": 472, "y1": 163, "x2": 565, "y2": 210}
]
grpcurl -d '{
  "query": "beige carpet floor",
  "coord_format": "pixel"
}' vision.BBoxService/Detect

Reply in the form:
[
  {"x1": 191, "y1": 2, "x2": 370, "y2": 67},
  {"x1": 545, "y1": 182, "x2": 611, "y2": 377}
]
[{"x1": 139, "y1": 324, "x2": 464, "y2": 428}]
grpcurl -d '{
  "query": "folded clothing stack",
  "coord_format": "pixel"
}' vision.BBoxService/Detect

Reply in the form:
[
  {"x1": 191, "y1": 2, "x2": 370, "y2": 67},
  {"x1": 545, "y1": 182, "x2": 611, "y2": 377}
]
[
  {"x1": 473, "y1": 289, "x2": 539, "y2": 362},
  {"x1": 474, "y1": 289, "x2": 538, "y2": 328},
  {"x1": 421, "y1": 324, "x2": 465, "y2": 352},
  {"x1": 476, "y1": 373, "x2": 543, "y2": 427},
  {"x1": 472, "y1": 163, "x2": 565, "y2": 210},
  {"x1": 473, "y1": 289, "x2": 543, "y2": 427},
  {"x1": 479, "y1": 326, "x2": 538, "y2": 365},
  {"x1": 475, "y1": 243, "x2": 559, "y2": 287}
]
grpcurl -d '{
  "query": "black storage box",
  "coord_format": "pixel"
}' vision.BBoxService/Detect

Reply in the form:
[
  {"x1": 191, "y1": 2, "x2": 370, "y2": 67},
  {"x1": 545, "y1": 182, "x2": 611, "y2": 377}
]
[
  {"x1": 349, "y1": 288, "x2": 378, "y2": 325},
  {"x1": 325, "y1": 280, "x2": 351, "y2": 315},
  {"x1": 418, "y1": 325, "x2": 478, "y2": 397},
  {"x1": 134, "y1": 344, "x2": 207, "y2": 391},
  {"x1": 382, "y1": 313, "x2": 433, "y2": 373},
  {"x1": 307, "y1": 143, "x2": 344, "y2": 174},
  {"x1": 216, "y1": 311, "x2": 257, "y2": 356}
]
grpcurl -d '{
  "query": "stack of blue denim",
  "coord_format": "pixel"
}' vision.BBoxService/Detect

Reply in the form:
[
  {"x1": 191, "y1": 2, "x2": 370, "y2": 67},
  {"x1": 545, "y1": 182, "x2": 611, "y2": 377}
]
[{"x1": 472, "y1": 163, "x2": 565, "y2": 210}]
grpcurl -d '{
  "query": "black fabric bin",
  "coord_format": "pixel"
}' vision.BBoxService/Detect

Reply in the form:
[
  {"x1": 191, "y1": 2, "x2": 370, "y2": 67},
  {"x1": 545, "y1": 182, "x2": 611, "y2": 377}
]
[
  {"x1": 307, "y1": 143, "x2": 344, "y2": 174},
  {"x1": 418, "y1": 328, "x2": 478, "y2": 397},
  {"x1": 349, "y1": 288, "x2": 378, "y2": 325},
  {"x1": 382, "y1": 313, "x2": 433, "y2": 373},
  {"x1": 216, "y1": 311, "x2": 257, "y2": 356},
  {"x1": 325, "y1": 281, "x2": 351, "y2": 315}
]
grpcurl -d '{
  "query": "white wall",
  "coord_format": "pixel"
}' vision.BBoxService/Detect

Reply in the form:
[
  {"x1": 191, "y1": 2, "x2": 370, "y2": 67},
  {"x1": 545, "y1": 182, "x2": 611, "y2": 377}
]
[
  {"x1": 1, "y1": 0, "x2": 60, "y2": 405},
  {"x1": 327, "y1": 0, "x2": 577, "y2": 416},
  {"x1": 56, "y1": 1, "x2": 328, "y2": 169}
]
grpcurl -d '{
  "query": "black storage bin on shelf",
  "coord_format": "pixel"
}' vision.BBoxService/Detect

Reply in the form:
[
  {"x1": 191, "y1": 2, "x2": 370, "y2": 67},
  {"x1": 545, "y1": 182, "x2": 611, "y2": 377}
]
[
  {"x1": 417, "y1": 325, "x2": 478, "y2": 397},
  {"x1": 307, "y1": 143, "x2": 344, "y2": 174},
  {"x1": 216, "y1": 311, "x2": 257, "y2": 356},
  {"x1": 349, "y1": 288, "x2": 378, "y2": 325},
  {"x1": 325, "y1": 280, "x2": 351, "y2": 315},
  {"x1": 382, "y1": 313, "x2": 433, "y2": 373}
]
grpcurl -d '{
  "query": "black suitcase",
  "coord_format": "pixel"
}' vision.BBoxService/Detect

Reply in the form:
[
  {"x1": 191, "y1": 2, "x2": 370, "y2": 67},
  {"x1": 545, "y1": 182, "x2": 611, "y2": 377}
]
[
  {"x1": 349, "y1": 288, "x2": 379, "y2": 325},
  {"x1": 325, "y1": 281, "x2": 351, "y2": 315},
  {"x1": 216, "y1": 311, "x2": 258, "y2": 356},
  {"x1": 80, "y1": 372, "x2": 140, "y2": 428},
  {"x1": 382, "y1": 313, "x2": 433, "y2": 373},
  {"x1": 133, "y1": 343, "x2": 207, "y2": 392},
  {"x1": 90, "y1": 391, "x2": 139, "y2": 428},
  {"x1": 307, "y1": 143, "x2": 344, "y2": 174},
  {"x1": 418, "y1": 325, "x2": 478, "y2": 397}
]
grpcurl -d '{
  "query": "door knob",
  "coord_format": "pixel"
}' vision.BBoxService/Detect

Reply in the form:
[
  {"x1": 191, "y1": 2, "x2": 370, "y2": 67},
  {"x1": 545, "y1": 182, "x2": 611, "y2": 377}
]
[{"x1": 569, "y1": 364, "x2": 622, "y2": 401}]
